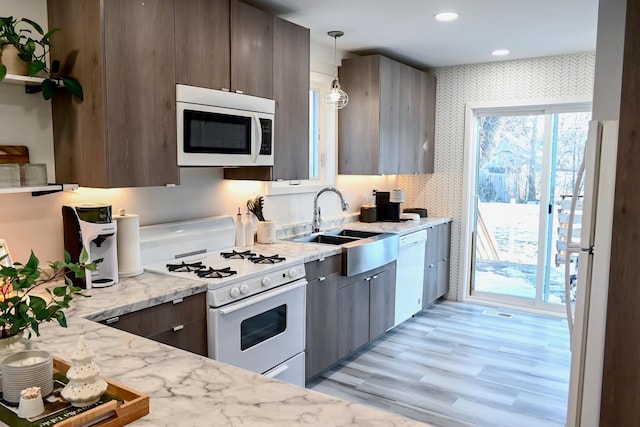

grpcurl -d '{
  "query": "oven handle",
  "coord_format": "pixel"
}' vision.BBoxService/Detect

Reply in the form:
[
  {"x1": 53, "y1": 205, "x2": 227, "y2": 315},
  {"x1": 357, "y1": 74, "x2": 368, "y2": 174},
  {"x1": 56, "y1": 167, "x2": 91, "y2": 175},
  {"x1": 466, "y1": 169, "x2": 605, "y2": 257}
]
[
  {"x1": 264, "y1": 363, "x2": 289, "y2": 379},
  {"x1": 218, "y1": 279, "x2": 307, "y2": 316}
]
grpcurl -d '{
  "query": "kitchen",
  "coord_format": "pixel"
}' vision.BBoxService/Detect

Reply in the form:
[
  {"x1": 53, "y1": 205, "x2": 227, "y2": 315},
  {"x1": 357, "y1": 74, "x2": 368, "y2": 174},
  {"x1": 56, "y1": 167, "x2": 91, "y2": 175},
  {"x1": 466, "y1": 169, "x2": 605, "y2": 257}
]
[{"x1": 0, "y1": 0, "x2": 636, "y2": 425}]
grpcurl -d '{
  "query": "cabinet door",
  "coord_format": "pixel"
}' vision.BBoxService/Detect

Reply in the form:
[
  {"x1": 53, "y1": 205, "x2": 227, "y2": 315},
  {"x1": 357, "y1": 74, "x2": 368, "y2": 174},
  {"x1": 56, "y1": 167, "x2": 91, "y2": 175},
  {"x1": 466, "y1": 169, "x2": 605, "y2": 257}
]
[
  {"x1": 418, "y1": 72, "x2": 436, "y2": 173},
  {"x1": 273, "y1": 17, "x2": 310, "y2": 181},
  {"x1": 338, "y1": 55, "x2": 382, "y2": 175},
  {"x1": 230, "y1": 0, "x2": 273, "y2": 98},
  {"x1": 174, "y1": 0, "x2": 230, "y2": 90},
  {"x1": 397, "y1": 65, "x2": 421, "y2": 174},
  {"x1": 369, "y1": 267, "x2": 396, "y2": 340},
  {"x1": 423, "y1": 262, "x2": 439, "y2": 308},
  {"x1": 425, "y1": 225, "x2": 441, "y2": 265},
  {"x1": 148, "y1": 318, "x2": 208, "y2": 356},
  {"x1": 436, "y1": 260, "x2": 450, "y2": 298},
  {"x1": 436, "y1": 222, "x2": 451, "y2": 297},
  {"x1": 338, "y1": 278, "x2": 370, "y2": 359},
  {"x1": 378, "y1": 56, "x2": 402, "y2": 175},
  {"x1": 103, "y1": 0, "x2": 179, "y2": 187},
  {"x1": 305, "y1": 274, "x2": 339, "y2": 380}
]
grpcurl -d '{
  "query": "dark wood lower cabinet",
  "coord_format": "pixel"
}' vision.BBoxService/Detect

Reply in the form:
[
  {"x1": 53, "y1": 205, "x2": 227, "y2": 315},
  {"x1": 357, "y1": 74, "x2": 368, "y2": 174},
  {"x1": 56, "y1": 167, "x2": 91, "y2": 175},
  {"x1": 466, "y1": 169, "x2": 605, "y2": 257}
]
[
  {"x1": 369, "y1": 268, "x2": 396, "y2": 340},
  {"x1": 305, "y1": 259, "x2": 396, "y2": 381},
  {"x1": 423, "y1": 222, "x2": 452, "y2": 308},
  {"x1": 337, "y1": 277, "x2": 370, "y2": 359},
  {"x1": 101, "y1": 293, "x2": 207, "y2": 356},
  {"x1": 305, "y1": 274, "x2": 339, "y2": 380}
]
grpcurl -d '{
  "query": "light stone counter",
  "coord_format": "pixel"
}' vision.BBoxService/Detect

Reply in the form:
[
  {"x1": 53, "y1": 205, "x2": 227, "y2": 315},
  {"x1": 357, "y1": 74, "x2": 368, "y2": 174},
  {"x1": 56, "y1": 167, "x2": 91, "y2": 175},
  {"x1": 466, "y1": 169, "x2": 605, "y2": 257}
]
[
  {"x1": 253, "y1": 217, "x2": 453, "y2": 263},
  {"x1": 30, "y1": 319, "x2": 428, "y2": 426},
  {"x1": 44, "y1": 216, "x2": 452, "y2": 425}
]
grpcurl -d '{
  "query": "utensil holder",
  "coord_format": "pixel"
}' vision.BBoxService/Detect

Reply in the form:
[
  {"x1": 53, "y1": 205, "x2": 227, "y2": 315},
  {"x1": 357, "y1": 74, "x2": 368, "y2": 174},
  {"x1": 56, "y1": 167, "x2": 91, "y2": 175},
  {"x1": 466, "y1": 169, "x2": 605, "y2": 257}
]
[{"x1": 256, "y1": 220, "x2": 276, "y2": 244}]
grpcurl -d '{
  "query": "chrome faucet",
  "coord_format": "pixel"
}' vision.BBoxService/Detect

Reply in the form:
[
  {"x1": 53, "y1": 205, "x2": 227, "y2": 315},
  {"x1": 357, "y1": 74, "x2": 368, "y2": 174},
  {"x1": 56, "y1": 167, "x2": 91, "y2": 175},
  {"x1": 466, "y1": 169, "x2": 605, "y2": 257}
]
[{"x1": 312, "y1": 187, "x2": 349, "y2": 233}]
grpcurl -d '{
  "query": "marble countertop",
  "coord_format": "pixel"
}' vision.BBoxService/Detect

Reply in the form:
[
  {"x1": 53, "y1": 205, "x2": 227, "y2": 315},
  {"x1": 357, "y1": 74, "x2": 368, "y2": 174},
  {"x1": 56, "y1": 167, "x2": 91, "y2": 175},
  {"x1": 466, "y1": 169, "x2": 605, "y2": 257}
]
[
  {"x1": 50, "y1": 217, "x2": 451, "y2": 425},
  {"x1": 31, "y1": 320, "x2": 427, "y2": 426}
]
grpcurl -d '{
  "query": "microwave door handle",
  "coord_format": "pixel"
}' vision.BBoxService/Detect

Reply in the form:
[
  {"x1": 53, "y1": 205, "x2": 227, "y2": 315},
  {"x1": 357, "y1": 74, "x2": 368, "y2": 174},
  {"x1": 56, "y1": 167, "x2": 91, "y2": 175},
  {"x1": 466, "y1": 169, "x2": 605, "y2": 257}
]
[{"x1": 251, "y1": 113, "x2": 262, "y2": 163}]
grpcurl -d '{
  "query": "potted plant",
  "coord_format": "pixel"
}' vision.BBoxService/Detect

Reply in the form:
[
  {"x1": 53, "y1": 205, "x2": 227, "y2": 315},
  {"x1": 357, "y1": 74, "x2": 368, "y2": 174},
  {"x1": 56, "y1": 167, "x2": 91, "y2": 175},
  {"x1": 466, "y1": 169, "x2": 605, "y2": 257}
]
[
  {"x1": 0, "y1": 248, "x2": 98, "y2": 340},
  {"x1": 0, "y1": 16, "x2": 83, "y2": 101}
]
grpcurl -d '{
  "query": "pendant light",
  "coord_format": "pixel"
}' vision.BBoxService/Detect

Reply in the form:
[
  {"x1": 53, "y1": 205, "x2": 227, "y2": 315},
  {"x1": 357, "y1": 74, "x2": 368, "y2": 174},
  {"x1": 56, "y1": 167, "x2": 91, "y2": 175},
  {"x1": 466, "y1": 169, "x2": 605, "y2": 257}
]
[{"x1": 323, "y1": 30, "x2": 349, "y2": 110}]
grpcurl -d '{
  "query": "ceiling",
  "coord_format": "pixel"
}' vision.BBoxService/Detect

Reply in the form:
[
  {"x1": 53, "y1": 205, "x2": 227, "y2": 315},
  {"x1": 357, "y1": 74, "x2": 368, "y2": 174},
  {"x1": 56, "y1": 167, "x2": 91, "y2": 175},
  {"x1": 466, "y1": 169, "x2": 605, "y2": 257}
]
[{"x1": 244, "y1": 0, "x2": 599, "y2": 69}]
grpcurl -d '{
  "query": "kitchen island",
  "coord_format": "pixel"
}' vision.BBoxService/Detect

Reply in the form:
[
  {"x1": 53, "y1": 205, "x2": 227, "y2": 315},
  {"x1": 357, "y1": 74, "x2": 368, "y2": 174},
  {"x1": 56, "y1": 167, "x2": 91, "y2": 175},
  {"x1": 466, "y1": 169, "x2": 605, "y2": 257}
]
[
  {"x1": 32, "y1": 318, "x2": 426, "y2": 426},
  {"x1": 37, "y1": 217, "x2": 451, "y2": 426}
]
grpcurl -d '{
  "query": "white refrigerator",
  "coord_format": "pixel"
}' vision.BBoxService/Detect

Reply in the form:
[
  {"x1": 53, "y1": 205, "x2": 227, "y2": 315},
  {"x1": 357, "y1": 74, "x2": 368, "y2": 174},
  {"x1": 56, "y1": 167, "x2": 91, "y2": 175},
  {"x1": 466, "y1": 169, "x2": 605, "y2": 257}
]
[{"x1": 565, "y1": 120, "x2": 619, "y2": 426}]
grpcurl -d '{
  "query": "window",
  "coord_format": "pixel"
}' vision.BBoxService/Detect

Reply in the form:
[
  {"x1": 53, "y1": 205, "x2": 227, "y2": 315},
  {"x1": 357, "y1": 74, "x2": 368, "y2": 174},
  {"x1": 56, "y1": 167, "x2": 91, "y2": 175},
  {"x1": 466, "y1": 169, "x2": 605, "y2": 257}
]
[{"x1": 265, "y1": 71, "x2": 336, "y2": 195}]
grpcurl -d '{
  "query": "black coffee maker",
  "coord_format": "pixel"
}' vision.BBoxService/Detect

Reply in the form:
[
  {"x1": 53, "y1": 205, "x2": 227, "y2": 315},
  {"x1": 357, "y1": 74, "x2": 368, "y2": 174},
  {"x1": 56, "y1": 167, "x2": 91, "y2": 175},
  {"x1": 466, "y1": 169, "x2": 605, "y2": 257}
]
[{"x1": 375, "y1": 190, "x2": 404, "y2": 222}]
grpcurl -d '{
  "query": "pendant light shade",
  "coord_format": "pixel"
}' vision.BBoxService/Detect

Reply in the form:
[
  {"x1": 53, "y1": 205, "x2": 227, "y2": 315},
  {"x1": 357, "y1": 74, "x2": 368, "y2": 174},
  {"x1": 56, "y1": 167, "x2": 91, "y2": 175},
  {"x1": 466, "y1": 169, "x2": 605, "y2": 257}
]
[{"x1": 323, "y1": 31, "x2": 349, "y2": 110}]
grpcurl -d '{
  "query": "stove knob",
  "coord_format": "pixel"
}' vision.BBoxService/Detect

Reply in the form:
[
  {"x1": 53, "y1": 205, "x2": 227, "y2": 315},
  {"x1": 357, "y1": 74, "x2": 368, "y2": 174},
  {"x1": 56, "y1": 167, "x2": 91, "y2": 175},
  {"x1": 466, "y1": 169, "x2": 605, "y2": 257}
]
[
  {"x1": 288, "y1": 268, "x2": 299, "y2": 279},
  {"x1": 240, "y1": 284, "x2": 250, "y2": 295},
  {"x1": 262, "y1": 277, "x2": 272, "y2": 288},
  {"x1": 230, "y1": 287, "x2": 240, "y2": 298}
]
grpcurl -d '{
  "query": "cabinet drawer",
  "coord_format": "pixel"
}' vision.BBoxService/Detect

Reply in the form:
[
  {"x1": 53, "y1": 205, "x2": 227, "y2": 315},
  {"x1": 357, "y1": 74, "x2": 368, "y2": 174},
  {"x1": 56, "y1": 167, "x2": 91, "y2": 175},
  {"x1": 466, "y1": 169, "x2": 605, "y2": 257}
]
[
  {"x1": 305, "y1": 255, "x2": 341, "y2": 281},
  {"x1": 102, "y1": 293, "x2": 206, "y2": 338},
  {"x1": 148, "y1": 318, "x2": 208, "y2": 356}
]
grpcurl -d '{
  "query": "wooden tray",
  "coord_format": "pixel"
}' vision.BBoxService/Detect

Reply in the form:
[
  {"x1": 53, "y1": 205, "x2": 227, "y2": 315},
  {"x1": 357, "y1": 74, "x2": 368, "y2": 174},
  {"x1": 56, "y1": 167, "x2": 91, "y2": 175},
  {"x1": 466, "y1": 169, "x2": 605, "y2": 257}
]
[
  {"x1": 0, "y1": 357, "x2": 149, "y2": 427},
  {"x1": 52, "y1": 357, "x2": 149, "y2": 427}
]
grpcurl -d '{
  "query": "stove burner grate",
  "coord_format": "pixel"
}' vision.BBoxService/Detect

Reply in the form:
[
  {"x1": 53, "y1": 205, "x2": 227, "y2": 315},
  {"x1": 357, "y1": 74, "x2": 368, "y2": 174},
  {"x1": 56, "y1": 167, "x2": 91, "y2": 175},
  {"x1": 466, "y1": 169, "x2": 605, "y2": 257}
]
[
  {"x1": 196, "y1": 266, "x2": 237, "y2": 279},
  {"x1": 220, "y1": 250, "x2": 257, "y2": 259},
  {"x1": 248, "y1": 254, "x2": 286, "y2": 264},
  {"x1": 166, "y1": 261, "x2": 206, "y2": 272}
]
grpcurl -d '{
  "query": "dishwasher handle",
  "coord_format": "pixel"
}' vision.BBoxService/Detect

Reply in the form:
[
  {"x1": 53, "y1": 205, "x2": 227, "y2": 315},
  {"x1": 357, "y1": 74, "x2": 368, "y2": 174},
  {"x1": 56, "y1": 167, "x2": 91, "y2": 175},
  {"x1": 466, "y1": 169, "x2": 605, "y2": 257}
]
[{"x1": 399, "y1": 230, "x2": 428, "y2": 247}]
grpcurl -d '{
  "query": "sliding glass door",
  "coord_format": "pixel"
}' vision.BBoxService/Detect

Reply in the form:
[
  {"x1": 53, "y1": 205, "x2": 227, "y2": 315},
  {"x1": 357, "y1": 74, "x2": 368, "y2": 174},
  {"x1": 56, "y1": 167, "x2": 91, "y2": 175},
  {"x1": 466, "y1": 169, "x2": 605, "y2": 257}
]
[{"x1": 470, "y1": 108, "x2": 590, "y2": 309}]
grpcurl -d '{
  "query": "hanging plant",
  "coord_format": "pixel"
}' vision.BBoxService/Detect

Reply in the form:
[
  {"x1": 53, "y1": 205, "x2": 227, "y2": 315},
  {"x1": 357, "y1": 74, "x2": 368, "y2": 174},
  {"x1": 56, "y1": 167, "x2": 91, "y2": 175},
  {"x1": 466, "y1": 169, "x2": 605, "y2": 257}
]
[{"x1": 0, "y1": 16, "x2": 83, "y2": 101}]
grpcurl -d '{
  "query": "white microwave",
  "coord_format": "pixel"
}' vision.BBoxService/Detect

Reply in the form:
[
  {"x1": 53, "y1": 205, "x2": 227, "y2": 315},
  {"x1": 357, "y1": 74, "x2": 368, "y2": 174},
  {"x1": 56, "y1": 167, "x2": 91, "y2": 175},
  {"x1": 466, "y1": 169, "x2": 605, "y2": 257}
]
[{"x1": 176, "y1": 84, "x2": 275, "y2": 167}]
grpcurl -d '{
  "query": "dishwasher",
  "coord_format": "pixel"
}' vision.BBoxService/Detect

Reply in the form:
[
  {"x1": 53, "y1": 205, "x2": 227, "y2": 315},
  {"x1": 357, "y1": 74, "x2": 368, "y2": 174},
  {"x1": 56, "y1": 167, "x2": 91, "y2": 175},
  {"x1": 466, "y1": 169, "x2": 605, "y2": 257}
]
[{"x1": 394, "y1": 229, "x2": 428, "y2": 327}]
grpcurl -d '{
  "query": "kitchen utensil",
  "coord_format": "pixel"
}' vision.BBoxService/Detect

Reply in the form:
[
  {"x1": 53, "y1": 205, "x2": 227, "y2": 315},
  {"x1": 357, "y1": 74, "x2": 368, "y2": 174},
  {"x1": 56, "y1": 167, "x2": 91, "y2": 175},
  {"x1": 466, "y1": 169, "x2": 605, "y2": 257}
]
[
  {"x1": 247, "y1": 196, "x2": 266, "y2": 221},
  {"x1": 256, "y1": 220, "x2": 276, "y2": 243}
]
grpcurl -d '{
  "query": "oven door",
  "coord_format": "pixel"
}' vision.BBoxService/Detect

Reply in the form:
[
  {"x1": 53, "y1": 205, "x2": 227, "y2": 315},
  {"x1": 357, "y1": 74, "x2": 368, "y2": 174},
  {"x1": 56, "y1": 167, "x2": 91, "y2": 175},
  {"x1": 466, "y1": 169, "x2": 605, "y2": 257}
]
[
  {"x1": 208, "y1": 279, "x2": 306, "y2": 375},
  {"x1": 176, "y1": 101, "x2": 274, "y2": 167}
]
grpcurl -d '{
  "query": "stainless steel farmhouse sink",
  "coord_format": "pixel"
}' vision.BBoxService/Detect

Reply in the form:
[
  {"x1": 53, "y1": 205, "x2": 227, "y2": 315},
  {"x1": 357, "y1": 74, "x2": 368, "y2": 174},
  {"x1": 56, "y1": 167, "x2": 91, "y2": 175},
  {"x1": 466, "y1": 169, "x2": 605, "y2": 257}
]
[{"x1": 292, "y1": 229, "x2": 399, "y2": 276}]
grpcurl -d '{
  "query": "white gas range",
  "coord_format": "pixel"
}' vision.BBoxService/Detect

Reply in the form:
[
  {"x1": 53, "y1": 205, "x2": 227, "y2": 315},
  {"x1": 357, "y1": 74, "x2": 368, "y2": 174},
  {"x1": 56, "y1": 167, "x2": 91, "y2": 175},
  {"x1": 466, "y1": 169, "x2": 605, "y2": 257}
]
[{"x1": 140, "y1": 216, "x2": 307, "y2": 387}]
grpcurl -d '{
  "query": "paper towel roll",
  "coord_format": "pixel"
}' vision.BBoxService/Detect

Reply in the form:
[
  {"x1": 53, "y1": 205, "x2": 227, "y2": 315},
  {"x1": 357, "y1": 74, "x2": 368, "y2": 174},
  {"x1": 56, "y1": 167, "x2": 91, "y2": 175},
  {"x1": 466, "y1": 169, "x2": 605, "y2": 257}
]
[{"x1": 114, "y1": 210, "x2": 143, "y2": 277}]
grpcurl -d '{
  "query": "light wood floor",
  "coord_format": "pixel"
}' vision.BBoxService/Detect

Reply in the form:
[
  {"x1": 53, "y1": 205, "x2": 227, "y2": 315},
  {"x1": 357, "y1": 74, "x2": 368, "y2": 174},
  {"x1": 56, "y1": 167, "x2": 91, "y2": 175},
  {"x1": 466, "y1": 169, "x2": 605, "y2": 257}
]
[{"x1": 307, "y1": 300, "x2": 571, "y2": 427}]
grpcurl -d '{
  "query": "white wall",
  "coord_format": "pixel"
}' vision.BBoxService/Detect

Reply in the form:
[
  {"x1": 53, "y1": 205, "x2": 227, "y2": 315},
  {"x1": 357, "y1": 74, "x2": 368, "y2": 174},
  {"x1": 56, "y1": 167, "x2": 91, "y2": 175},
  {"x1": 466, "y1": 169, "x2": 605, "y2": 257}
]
[
  {"x1": 399, "y1": 53, "x2": 596, "y2": 301},
  {"x1": 0, "y1": 0, "x2": 397, "y2": 263}
]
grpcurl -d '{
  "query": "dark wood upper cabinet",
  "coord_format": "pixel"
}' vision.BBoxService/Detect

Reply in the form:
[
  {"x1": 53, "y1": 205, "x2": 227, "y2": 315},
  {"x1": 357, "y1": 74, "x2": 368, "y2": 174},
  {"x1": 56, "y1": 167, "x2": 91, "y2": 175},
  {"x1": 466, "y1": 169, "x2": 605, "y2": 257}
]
[
  {"x1": 338, "y1": 54, "x2": 436, "y2": 175},
  {"x1": 48, "y1": 0, "x2": 179, "y2": 188},
  {"x1": 230, "y1": 0, "x2": 273, "y2": 98},
  {"x1": 272, "y1": 17, "x2": 309, "y2": 181},
  {"x1": 224, "y1": 14, "x2": 310, "y2": 181},
  {"x1": 174, "y1": 0, "x2": 231, "y2": 90}
]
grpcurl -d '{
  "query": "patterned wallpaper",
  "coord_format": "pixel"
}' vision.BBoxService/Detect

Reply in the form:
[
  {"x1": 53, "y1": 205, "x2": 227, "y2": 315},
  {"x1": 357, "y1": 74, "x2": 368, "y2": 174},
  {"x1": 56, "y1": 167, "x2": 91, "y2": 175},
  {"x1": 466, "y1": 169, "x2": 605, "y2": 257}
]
[{"x1": 399, "y1": 53, "x2": 596, "y2": 301}]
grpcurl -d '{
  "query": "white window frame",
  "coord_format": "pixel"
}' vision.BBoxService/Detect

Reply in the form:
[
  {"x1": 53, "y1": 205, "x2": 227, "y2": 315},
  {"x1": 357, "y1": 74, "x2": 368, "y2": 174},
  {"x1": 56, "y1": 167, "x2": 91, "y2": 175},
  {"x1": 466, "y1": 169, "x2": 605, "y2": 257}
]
[
  {"x1": 459, "y1": 97, "x2": 592, "y2": 313},
  {"x1": 265, "y1": 71, "x2": 336, "y2": 195}
]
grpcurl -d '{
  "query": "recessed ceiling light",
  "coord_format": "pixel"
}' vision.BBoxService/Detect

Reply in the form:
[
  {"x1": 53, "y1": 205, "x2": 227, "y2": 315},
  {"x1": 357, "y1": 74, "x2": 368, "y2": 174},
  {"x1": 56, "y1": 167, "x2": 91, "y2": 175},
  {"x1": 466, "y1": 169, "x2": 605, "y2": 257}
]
[
  {"x1": 434, "y1": 12, "x2": 459, "y2": 22},
  {"x1": 491, "y1": 49, "x2": 510, "y2": 56}
]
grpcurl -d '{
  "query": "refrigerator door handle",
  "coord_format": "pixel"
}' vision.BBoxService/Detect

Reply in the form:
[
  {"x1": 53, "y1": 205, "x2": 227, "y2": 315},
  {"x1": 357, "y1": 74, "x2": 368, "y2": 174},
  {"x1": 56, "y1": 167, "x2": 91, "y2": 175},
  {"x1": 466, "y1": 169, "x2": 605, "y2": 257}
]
[{"x1": 565, "y1": 144, "x2": 587, "y2": 341}]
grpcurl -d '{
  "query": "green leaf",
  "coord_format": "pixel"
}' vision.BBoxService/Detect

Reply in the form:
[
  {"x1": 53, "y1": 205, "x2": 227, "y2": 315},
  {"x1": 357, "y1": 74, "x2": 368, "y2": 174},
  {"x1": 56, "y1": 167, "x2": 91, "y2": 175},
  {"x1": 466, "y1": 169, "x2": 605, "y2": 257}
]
[
  {"x1": 24, "y1": 39, "x2": 36, "y2": 55},
  {"x1": 29, "y1": 60, "x2": 45, "y2": 77},
  {"x1": 52, "y1": 286, "x2": 67, "y2": 297},
  {"x1": 42, "y1": 79, "x2": 57, "y2": 100},
  {"x1": 55, "y1": 311, "x2": 67, "y2": 328},
  {"x1": 61, "y1": 76, "x2": 84, "y2": 101},
  {"x1": 79, "y1": 247, "x2": 89, "y2": 264},
  {"x1": 28, "y1": 296, "x2": 46, "y2": 312},
  {"x1": 40, "y1": 28, "x2": 59, "y2": 44},
  {"x1": 21, "y1": 18, "x2": 43, "y2": 35},
  {"x1": 64, "y1": 251, "x2": 71, "y2": 264},
  {"x1": 25, "y1": 251, "x2": 39, "y2": 271},
  {"x1": 0, "y1": 64, "x2": 6, "y2": 81}
]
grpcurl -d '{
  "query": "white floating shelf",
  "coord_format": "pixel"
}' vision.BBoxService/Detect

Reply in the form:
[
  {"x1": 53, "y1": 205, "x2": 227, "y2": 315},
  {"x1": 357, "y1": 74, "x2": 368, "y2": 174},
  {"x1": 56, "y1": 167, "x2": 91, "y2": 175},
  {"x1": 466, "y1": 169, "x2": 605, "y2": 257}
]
[
  {"x1": 0, "y1": 183, "x2": 78, "y2": 196},
  {"x1": 2, "y1": 73, "x2": 45, "y2": 86}
]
